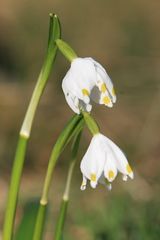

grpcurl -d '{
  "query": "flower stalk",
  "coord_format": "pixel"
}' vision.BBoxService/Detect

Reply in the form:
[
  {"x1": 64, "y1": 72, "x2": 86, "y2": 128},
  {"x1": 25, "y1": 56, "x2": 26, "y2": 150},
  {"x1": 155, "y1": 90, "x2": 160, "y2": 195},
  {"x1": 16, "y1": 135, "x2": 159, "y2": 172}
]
[
  {"x1": 54, "y1": 131, "x2": 82, "y2": 240},
  {"x1": 82, "y1": 111, "x2": 100, "y2": 135},
  {"x1": 33, "y1": 115, "x2": 84, "y2": 240},
  {"x1": 2, "y1": 14, "x2": 61, "y2": 240},
  {"x1": 56, "y1": 39, "x2": 78, "y2": 62}
]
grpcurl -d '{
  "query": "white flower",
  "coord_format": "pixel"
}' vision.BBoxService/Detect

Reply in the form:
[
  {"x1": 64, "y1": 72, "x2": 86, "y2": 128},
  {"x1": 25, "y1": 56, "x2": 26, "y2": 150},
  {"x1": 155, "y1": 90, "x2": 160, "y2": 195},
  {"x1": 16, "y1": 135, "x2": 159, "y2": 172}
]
[
  {"x1": 62, "y1": 57, "x2": 116, "y2": 114},
  {"x1": 80, "y1": 133, "x2": 134, "y2": 190}
]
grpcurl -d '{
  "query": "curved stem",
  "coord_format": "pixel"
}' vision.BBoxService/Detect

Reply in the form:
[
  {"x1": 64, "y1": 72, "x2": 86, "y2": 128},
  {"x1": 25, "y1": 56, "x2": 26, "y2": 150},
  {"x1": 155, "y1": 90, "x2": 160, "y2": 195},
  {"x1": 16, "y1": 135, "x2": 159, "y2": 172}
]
[
  {"x1": 40, "y1": 116, "x2": 83, "y2": 205},
  {"x1": 32, "y1": 115, "x2": 84, "y2": 240},
  {"x1": 54, "y1": 131, "x2": 82, "y2": 240}
]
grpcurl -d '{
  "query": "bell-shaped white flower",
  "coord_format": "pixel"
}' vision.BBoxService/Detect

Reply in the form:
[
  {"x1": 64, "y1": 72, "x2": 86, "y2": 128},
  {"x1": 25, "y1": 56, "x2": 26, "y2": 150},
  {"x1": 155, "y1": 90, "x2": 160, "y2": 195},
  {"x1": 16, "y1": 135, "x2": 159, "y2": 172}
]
[
  {"x1": 62, "y1": 57, "x2": 116, "y2": 114},
  {"x1": 80, "y1": 133, "x2": 134, "y2": 190}
]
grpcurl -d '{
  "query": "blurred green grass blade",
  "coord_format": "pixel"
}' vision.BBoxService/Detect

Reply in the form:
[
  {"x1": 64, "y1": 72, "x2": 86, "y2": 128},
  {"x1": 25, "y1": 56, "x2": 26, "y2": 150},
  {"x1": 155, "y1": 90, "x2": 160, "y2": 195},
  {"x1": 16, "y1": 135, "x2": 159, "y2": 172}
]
[{"x1": 14, "y1": 200, "x2": 47, "y2": 240}]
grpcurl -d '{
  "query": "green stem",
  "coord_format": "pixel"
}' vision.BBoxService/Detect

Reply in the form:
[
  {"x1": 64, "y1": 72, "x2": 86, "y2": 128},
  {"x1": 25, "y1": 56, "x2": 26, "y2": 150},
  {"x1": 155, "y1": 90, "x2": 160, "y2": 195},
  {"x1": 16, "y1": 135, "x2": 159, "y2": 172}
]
[
  {"x1": 40, "y1": 116, "x2": 83, "y2": 205},
  {"x1": 2, "y1": 14, "x2": 61, "y2": 240},
  {"x1": 63, "y1": 131, "x2": 82, "y2": 201},
  {"x1": 33, "y1": 115, "x2": 84, "y2": 240},
  {"x1": 54, "y1": 132, "x2": 82, "y2": 240},
  {"x1": 20, "y1": 14, "x2": 61, "y2": 138},
  {"x1": 54, "y1": 201, "x2": 68, "y2": 240},
  {"x1": 3, "y1": 136, "x2": 27, "y2": 240},
  {"x1": 82, "y1": 111, "x2": 100, "y2": 135},
  {"x1": 56, "y1": 39, "x2": 78, "y2": 62},
  {"x1": 32, "y1": 204, "x2": 47, "y2": 240}
]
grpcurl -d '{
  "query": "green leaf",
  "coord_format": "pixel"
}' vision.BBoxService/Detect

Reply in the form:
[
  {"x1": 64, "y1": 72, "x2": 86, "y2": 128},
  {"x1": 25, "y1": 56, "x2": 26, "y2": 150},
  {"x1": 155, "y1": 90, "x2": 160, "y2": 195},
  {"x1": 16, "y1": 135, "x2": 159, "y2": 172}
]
[{"x1": 14, "y1": 199, "x2": 47, "y2": 240}]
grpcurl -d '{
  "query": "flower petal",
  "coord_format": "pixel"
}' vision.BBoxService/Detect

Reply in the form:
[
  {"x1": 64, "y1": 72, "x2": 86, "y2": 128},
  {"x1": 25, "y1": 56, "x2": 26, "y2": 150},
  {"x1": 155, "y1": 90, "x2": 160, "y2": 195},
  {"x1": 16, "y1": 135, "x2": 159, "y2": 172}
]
[
  {"x1": 104, "y1": 153, "x2": 117, "y2": 182},
  {"x1": 104, "y1": 137, "x2": 134, "y2": 179},
  {"x1": 99, "y1": 92, "x2": 113, "y2": 108},
  {"x1": 89, "y1": 58, "x2": 116, "y2": 103},
  {"x1": 65, "y1": 92, "x2": 80, "y2": 114},
  {"x1": 80, "y1": 135, "x2": 106, "y2": 186},
  {"x1": 90, "y1": 85, "x2": 113, "y2": 108},
  {"x1": 80, "y1": 175, "x2": 87, "y2": 191},
  {"x1": 69, "y1": 58, "x2": 96, "y2": 100}
]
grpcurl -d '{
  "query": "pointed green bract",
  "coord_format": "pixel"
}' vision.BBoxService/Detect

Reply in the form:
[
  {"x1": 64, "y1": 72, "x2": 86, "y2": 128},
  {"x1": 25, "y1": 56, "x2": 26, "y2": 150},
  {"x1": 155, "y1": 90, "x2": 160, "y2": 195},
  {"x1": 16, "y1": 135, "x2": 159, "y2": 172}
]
[{"x1": 48, "y1": 14, "x2": 61, "y2": 46}]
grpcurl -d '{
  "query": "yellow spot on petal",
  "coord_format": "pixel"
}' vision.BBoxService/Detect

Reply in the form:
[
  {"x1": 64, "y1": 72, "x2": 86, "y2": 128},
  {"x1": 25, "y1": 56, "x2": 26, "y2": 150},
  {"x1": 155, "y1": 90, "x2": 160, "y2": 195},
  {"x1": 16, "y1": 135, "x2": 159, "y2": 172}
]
[
  {"x1": 102, "y1": 96, "x2": 111, "y2": 105},
  {"x1": 101, "y1": 83, "x2": 107, "y2": 93},
  {"x1": 108, "y1": 170, "x2": 115, "y2": 179},
  {"x1": 90, "y1": 174, "x2": 96, "y2": 182},
  {"x1": 81, "y1": 181, "x2": 86, "y2": 186},
  {"x1": 82, "y1": 88, "x2": 89, "y2": 96},
  {"x1": 112, "y1": 88, "x2": 116, "y2": 96},
  {"x1": 126, "y1": 164, "x2": 132, "y2": 174}
]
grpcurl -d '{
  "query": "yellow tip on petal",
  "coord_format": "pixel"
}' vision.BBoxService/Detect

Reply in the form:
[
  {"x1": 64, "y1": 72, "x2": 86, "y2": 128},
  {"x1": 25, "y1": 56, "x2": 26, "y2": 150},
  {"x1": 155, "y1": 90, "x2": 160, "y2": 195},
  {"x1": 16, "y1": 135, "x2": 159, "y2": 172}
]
[
  {"x1": 112, "y1": 88, "x2": 116, "y2": 96},
  {"x1": 81, "y1": 181, "x2": 86, "y2": 186},
  {"x1": 126, "y1": 164, "x2": 132, "y2": 174},
  {"x1": 102, "y1": 96, "x2": 111, "y2": 105},
  {"x1": 80, "y1": 182, "x2": 86, "y2": 191},
  {"x1": 108, "y1": 170, "x2": 115, "y2": 180},
  {"x1": 101, "y1": 83, "x2": 107, "y2": 93},
  {"x1": 82, "y1": 88, "x2": 89, "y2": 96},
  {"x1": 90, "y1": 173, "x2": 96, "y2": 182}
]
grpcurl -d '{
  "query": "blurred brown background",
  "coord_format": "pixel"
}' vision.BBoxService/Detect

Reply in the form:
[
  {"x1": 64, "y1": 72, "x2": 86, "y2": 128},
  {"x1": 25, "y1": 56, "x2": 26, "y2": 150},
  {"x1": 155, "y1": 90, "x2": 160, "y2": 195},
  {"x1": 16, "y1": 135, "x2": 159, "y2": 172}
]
[{"x1": 0, "y1": 0, "x2": 160, "y2": 239}]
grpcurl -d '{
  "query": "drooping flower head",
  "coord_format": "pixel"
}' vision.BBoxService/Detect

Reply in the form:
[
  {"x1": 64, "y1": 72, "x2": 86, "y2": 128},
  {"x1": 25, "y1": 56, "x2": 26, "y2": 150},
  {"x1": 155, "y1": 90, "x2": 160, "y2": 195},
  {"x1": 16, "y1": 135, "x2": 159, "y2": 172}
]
[
  {"x1": 80, "y1": 133, "x2": 134, "y2": 190},
  {"x1": 62, "y1": 57, "x2": 116, "y2": 114}
]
